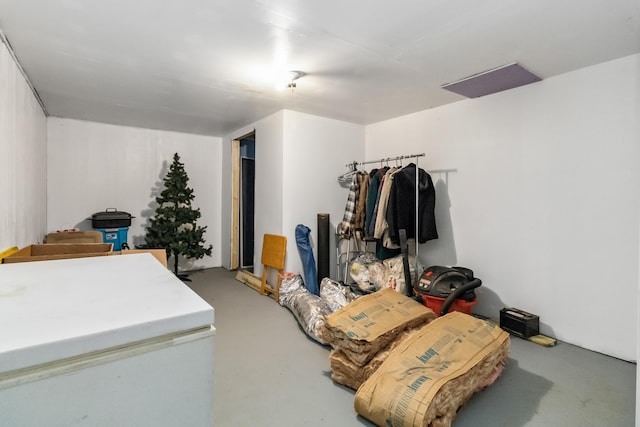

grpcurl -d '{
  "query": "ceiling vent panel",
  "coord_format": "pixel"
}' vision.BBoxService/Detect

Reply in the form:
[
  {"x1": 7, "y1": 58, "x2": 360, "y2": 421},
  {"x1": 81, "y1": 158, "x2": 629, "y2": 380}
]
[{"x1": 441, "y1": 62, "x2": 542, "y2": 98}]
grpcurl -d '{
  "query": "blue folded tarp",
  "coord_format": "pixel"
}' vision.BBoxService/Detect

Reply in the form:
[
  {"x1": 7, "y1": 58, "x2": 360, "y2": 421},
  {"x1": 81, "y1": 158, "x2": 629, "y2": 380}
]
[{"x1": 295, "y1": 224, "x2": 319, "y2": 295}]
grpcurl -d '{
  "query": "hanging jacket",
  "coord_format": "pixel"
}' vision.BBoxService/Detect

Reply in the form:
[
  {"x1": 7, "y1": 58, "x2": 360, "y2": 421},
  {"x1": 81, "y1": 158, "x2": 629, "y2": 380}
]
[
  {"x1": 385, "y1": 163, "x2": 437, "y2": 244},
  {"x1": 364, "y1": 168, "x2": 380, "y2": 239},
  {"x1": 336, "y1": 173, "x2": 360, "y2": 238},
  {"x1": 353, "y1": 172, "x2": 369, "y2": 233},
  {"x1": 373, "y1": 167, "x2": 398, "y2": 240},
  {"x1": 368, "y1": 167, "x2": 388, "y2": 238}
]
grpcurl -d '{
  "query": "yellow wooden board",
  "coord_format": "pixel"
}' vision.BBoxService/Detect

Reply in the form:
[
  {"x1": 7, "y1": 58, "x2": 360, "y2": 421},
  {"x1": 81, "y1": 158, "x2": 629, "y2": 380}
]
[{"x1": 0, "y1": 246, "x2": 19, "y2": 262}]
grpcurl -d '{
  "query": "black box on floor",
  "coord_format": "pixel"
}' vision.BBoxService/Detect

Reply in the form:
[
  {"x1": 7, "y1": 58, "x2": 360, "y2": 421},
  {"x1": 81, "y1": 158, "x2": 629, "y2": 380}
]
[{"x1": 500, "y1": 307, "x2": 540, "y2": 338}]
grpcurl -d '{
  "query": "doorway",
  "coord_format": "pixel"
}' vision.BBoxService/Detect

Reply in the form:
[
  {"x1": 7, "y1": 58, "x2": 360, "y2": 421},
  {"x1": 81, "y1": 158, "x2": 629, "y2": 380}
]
[
  {"x1": 231, "y1": 131, "x2": 256, "y2": 271},
  {"x1": 239, "y1": 135, "x2": 255, "y2": 269}
]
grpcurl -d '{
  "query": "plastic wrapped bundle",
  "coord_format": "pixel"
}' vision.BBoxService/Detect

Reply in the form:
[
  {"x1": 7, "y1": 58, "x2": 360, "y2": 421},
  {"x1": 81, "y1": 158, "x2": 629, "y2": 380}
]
[
  {"x1": 348, "y1": 252, "x2": 381, "y2": 292},
  {"x1": 365, "y1": 261, "x2": 389, "y2": 291},
  {"x1": 279, "y1": 274, "x2": 332, "y2": 345},
  {"x1": 382, "y1": 255, "x2": 418, "y2": 295},
  {"x1": 349, "y1": 253, "x2": 420, "y2": 294}
]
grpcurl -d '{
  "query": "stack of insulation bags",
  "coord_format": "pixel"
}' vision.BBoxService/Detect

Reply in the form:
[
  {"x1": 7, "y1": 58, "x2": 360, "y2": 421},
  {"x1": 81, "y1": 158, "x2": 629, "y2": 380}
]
[
  {"x1": 320, "y1": 288, "x2": 510, "y2": 427},
  {"x1": 319, "y1": 288, "x2": 437, "y2": 390}
]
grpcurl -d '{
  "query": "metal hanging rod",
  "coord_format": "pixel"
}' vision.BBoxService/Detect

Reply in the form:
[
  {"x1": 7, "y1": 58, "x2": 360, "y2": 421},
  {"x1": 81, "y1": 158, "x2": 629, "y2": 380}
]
[{"x1": 345, "y1": 153, "x2": 425, "y2": 168}]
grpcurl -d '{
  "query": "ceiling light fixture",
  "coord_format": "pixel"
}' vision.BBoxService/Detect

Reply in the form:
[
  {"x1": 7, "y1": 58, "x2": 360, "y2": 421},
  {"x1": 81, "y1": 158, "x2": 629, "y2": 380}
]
[
  {"x1": 277, "y1": 70, "x2": 305, "y2": 92},
  {"x1": 287, "y1": 70, "x2": 303, "y2": 89}
]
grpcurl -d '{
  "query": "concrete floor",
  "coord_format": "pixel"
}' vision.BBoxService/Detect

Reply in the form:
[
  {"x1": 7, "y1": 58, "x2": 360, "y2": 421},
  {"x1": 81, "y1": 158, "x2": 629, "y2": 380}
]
[{"x1": 187, "y1": 268, "x2": 636, "y2": 427}]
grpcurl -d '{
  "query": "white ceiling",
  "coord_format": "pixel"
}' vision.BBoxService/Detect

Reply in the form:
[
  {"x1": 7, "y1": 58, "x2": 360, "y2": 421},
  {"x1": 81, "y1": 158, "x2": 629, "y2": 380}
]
[{"x1": 1, "y1": 0, "x2": 639, "y2": 136}]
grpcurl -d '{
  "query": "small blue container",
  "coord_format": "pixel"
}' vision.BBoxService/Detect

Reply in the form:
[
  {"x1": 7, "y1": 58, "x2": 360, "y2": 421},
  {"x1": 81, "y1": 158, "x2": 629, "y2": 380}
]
[{"x1": 95, "y1": 227, "x2": 129, "y2": 251}]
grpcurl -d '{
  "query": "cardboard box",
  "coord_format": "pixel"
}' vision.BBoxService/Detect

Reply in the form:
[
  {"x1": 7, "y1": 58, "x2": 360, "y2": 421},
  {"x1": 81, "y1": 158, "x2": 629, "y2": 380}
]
[
  {"x1": 113, "y1": 249, "x2": 168, "y2": 268},
  {"x1": 45, "y1": 231, "x2": 103, "y2": 244},
  {"x1": 2, "y1": 243, "x2": 113, "y2": 264}
]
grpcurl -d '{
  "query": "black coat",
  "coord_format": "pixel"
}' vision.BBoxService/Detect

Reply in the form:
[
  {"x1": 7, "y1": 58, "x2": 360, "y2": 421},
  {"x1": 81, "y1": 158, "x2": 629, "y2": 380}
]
[{"x1": 386, "y1": 163, "x2": 437, "y2": 244}]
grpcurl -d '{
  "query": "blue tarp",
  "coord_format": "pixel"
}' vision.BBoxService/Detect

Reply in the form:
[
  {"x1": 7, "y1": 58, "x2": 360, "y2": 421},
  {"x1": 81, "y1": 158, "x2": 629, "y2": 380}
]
[{"x1": 295, "y1": 224, "x2": 319, "y2": 295}]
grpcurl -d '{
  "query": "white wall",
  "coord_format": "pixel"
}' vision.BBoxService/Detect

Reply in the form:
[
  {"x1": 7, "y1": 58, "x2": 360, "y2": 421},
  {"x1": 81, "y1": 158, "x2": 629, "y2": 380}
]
[
  {"x1": 282, "y1": 110, "x2": 364, "y2": 278},
  {"x1": 635, "y1": 54, "x2": 640, "y2": 426},
  {"x1": 637, "y1": 218, "x2": 640, "y2": 424},
  {"x1": 0, "y1": 38, "x2": 47, "y2": 251},
  {"x1": 47, "y1": 118, "x2": 222, "y2": 269},
  {"x1": 252, "y1": 112, "x2": 286, "y2": 271},
  {"x1": 366, "y1": 54, "x2": 640, "y2": 361}
]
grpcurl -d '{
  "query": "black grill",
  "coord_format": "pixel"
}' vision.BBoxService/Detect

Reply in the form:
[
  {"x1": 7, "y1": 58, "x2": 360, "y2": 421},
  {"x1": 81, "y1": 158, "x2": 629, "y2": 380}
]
[{"x1": 91, "y1": 209, "x2": 134, "y2": 228}]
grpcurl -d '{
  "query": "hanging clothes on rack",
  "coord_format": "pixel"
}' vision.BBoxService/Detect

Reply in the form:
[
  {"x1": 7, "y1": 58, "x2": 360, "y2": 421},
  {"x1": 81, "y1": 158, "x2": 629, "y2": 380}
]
[
  {"x1": 337, "y1": 170, "x2": 368, "y2": 239},
  {"x1": 373, "y1": 167, "x2": 398, "y2": 241},
  {"x1": 372, "y1": 166, "x2": 404, "y2": 259},
  {"x1": 366, "y1": 167, "x2": 388, "y2": 239},
  {"x1": 364, "y1": 167, "x2": 382, "y2": 239},
  {"x1": 385, "y1": 163, "x2": 438, "y2": 245},
  {"x1": 337, "y1": 153, "x2": 431, "y2": 283},
  {"x1": 353, "y1": 172, "x2": 370, "y2": 234},
  {"x1": 336, "y1": 173, "x2": 359, "y2": 239}
]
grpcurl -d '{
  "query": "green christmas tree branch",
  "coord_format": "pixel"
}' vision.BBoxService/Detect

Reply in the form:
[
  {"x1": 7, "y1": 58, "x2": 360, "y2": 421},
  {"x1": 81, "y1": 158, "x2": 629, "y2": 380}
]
[{"x1": 143, "y1": 153, "x2": 212, "y2": 278}]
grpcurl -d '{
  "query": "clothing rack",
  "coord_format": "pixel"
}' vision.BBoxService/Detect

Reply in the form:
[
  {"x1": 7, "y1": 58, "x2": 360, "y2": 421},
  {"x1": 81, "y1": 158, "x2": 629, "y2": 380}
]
[
  {"x1": 344, "y1": 152, "x2": 425, "y2": 169},
  {"x1": 341, "y1": 152, "x2": 426, "y2": 294}
]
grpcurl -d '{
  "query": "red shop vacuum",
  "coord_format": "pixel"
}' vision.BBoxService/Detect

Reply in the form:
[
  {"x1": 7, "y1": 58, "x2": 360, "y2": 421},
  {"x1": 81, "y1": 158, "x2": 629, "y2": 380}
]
[{"x1": 413, "y1": 266, "x2": 482, "y2": 316}]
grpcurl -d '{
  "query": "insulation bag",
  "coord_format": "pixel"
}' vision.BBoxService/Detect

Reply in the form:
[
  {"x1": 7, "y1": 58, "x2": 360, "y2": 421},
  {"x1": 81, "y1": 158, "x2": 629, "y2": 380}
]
[
  {"x1": 319, "y1": 288, "x2": 436, "y2": 366},
  {"x1": 354, "y1": 312, "x2": 510, "y2": 427},
  {"x1": 329, "y1": 326, "x2": 420, "y2": 390}
]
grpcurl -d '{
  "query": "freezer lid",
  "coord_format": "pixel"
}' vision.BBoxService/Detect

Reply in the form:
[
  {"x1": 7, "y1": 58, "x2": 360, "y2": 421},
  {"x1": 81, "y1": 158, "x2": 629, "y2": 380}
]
[{"x1": 0, "y1": 253, "x2": 214, "y2": 373}]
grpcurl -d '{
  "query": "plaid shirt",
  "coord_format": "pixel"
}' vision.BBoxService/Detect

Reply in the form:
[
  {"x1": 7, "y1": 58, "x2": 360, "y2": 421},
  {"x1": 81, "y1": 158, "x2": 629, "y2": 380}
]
[{"x1": 337, "y1": 173, "x2": 360, "y2": 238}]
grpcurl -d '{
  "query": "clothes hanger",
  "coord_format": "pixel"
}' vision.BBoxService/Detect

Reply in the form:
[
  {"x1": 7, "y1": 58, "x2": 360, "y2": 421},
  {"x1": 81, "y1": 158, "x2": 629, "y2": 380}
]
[{"x1": 337, "y1": 161, "x2": 358, "y2": 185}]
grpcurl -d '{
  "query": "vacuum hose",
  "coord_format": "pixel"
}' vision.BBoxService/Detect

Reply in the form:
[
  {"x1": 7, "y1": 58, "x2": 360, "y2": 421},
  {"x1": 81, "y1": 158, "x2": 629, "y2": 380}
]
[{"x1": 439, "y1": 278, "x2": 482, "y2": 316}]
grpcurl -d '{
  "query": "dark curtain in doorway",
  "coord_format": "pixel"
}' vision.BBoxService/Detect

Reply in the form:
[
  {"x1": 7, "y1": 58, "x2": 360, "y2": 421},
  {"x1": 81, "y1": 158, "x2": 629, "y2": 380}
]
[{"x1": 241, "y1": 158, "x2": 255, "y2": 268}]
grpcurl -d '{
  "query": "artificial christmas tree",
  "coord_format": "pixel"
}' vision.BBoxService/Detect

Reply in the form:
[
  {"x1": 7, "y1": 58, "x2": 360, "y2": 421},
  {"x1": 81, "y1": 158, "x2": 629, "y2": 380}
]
[{"x1": 143, "y1": 153, "x2": 212, "y2": 280}]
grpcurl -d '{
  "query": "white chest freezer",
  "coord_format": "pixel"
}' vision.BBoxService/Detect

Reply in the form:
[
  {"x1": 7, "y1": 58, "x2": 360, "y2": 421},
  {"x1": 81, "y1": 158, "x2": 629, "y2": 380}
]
[{"x1": 0, "y1": 253, "x2": 215, "y2": 427}]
